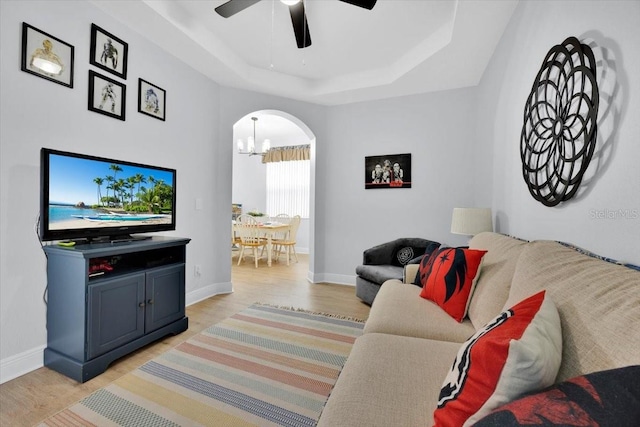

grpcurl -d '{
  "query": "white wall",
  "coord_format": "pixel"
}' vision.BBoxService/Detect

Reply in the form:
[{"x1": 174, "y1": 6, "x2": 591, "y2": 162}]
[
  {"x1": 319, "y1": 88, "x2": 480, "y2": 283},
  {"x1": 232, "y1": 150, "x2": 267, "y2": 216},
  {"x1": 477, "y1": 0, "x2": 640, "y2": 264},
  {"x1": 0, "y1": 0, "x2": 227, "y2": 382}
]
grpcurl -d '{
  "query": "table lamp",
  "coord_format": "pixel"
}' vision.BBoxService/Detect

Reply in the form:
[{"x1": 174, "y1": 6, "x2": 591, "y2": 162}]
[{"x1": 450, "y1": 208, "x2": 493, "y2": 236}]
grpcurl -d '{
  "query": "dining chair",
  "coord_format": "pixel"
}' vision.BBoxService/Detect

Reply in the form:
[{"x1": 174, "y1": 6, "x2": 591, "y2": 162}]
[
  {"x1": 235, "y1": 214, "x2": 266, "y2": 268},
  {"x1": 258, "y1": 213, "x2": 291, "y2": 259},
  {"x1": 232, "y1": 214, "x2": 255, "y2": 253},
  {"x1": 271, "y1": 213, "x2": 291, "y2": 241},
  {"x1": 273, "y1": 215, "x2": 301, "y2": 265}
]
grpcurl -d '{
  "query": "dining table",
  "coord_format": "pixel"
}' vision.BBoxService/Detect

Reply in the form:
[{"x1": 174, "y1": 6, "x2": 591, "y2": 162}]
[{"x1": 233, "y1": 221, "x2": 291, "y2": 266}]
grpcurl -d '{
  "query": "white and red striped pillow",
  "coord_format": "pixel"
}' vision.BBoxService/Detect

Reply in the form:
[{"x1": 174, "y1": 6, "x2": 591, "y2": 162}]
[{"x1": 433, "y1": 290, "x2": 562, "y2": 427}]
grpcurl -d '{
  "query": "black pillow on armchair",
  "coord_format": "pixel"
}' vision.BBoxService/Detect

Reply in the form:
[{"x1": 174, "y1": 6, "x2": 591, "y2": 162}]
[
  {"x1": 392, "y1": 241, "x2": 441, "y2": 267},
  {"x1": 473, "y1": 365, "x2": 640, "y2": 427}
]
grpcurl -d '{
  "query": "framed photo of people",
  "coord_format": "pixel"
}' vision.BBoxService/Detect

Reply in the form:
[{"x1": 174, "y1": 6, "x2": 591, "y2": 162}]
[
  {"x1": 89, "y1": 23, "x2": 128, "y2": 79},
  {"x1": 21, "y1": 22, "x2": 74, "y2": 88},
  {"x1": 88, "y1": 70, "x2": 126, "y2": 121},
  {"x1": 138, "y1": 78, "x2": 166, "y2": 121},
  {"x1": 365, "y1": 153, "x2": 411, "y2": 189}
]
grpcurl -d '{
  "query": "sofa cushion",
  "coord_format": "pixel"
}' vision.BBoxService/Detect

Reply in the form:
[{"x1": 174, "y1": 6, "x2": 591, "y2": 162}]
[
  {"x1": 434, "y1": 290, "x2": 562, "y2": 427},
  {"x1": 466, "y1": 232, "x2": 529, "y2": 330},
  {"x1": 363, "y1": 280, "x2": 475, "y2": 342},
  {"x1": 418, "y1": 247, "x2": 487, "y2": 322},
  {"x1": 506, "y1": 240, "x2": 640, "y2": 382},
  {"x1": 355, "y1": 264, "x2": 403, "y2": 285},
  {"x1": 474, "y1": 365, "x2": 640, "y2": 427},
  {"x1": 317, "y1": 333, "x2": 461, "y2": 427}
]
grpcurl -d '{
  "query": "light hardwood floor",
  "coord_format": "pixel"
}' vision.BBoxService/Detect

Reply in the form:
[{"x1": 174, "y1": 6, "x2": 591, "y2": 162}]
[{"x1": 0, "y1": 253, "x2": 369, "y2": 426}]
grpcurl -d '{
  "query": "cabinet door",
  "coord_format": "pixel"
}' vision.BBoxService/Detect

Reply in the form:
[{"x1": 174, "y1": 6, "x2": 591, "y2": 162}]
[
  {"x1": 145, "y1": 264, "x2": 185, "y2": 333},
  {"x1": 87, "y1": 273, "x2": 145, "y2": 359}
]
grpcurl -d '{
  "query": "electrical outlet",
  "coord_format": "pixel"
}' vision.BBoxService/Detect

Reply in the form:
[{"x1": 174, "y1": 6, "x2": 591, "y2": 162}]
[{"x1": 194, "y1": 265, "x2": 201, "y2": 277}]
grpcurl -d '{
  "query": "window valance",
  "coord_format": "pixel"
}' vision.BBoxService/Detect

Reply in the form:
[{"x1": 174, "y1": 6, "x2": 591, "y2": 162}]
[{"x1": 262, "y1": 144, "x2": 310, "y2": 163}]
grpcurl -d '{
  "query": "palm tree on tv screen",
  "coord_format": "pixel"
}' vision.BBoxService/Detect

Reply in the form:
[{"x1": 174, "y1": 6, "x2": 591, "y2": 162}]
[
  {"x1": 133, "y1": 173, "x2": 146, "y2": 196},
  {"x1": 93, "y1": 177, "x2": 104, "y2": 207}
]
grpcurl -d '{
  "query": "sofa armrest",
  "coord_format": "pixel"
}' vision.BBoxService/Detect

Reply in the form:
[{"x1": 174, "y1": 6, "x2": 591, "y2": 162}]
[{"x1": 404, "y1": 264, "x2": 420, "y2": 284}]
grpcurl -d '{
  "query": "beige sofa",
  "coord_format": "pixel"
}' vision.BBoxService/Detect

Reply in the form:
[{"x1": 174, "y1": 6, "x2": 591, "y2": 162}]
[{"x1": 318, "y1": 232, "x2": 640, "y2": 426}]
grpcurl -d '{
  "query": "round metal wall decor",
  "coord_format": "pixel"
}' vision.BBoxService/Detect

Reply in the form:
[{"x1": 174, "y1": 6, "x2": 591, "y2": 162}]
[{"x1": 520, "y1": 36, "x2": 599, "y2": 207}]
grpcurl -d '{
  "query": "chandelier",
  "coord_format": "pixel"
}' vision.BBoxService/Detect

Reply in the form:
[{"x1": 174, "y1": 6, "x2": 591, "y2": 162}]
[{"x1": 237, "y1": 117, "x2": 271, "y2": 156}]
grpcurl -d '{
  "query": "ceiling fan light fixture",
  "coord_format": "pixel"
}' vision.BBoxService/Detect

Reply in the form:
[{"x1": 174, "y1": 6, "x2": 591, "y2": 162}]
[{"x1": 216, "y1": 0, "x2": 376, "y2": 49}]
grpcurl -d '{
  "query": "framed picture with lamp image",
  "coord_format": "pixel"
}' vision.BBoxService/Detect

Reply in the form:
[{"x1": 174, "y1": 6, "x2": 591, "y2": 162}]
[{"x1": 21, "y1": 22, "x2": 74, "y2": 88}]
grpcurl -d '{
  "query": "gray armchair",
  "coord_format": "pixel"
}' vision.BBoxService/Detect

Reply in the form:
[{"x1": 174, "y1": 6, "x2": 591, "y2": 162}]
[{"x1": 355, "y1": 238, "x2": 440, "y2": 305}]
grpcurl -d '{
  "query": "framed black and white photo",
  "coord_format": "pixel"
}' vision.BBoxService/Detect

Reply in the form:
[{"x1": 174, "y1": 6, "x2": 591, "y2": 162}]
[
  {"x1": 89, "y1": 23, "x2": 128, "y2": 79},
  {"x1": 21, "y1": 22, "x2": 74, "y2": 88},
  {"x1": 138, "y1": 78, "x2": 166, "y2": 121},
  {"x1": 88, "y1": 70, "x2": 126, "y2": 121},
  {"x1": 365, "y1": 153, "x2": 412, "y2": 189}
]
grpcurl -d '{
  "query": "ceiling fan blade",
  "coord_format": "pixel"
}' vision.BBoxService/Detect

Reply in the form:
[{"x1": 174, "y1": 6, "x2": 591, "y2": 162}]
[
  {"x1": 215, "y1": 0, "x2": 261, "y2": 18},
  {"x1": 338, "y1": 0, "x2": 377, "y2": 10},
  {"x1": 289, "y1": 1, "x2": 311, "y2": 48}
]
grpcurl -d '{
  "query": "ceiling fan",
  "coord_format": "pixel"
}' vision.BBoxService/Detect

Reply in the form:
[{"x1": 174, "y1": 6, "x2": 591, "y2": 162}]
[{"x1": 215, "y1": 0, "x2": 377, "y2": 49}]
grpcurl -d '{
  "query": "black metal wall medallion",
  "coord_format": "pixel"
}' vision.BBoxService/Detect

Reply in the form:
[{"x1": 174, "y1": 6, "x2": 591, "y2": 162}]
[{"x1": 520, "y1": 36, "x2": 599, "y2": 207}]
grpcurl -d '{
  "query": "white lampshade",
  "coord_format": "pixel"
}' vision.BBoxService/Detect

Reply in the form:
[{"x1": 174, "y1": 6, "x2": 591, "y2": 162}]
[
  {"x1": 451, "y1": 208, "x2": 493, "y2": 236},
  {"x1": 247, "y1": 136, "x2": 255, "y2": 152},
  {"x1": 237, "y1": 138, "x2": 245, "y2": 152},
  {"x1": 262, "y1": 138, "x2": 271, "y2": 152}
]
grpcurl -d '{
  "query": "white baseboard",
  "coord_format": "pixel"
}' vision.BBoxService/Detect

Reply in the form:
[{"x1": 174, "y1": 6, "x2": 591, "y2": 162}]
[
  {"x1": 308, "y1": 272, "x2": 356, "y2": 286},
  {"x1": 0, "y1": 345, "x2": 45, "y2": 384},
  {"x1": 186, "y1": 281, "x2": 233, "y2": 306}
]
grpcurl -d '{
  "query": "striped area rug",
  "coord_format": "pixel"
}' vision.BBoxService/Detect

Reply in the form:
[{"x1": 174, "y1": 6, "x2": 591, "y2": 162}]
[{"x1": 39, "y1": 304, "x2": 364, "y2": 427}]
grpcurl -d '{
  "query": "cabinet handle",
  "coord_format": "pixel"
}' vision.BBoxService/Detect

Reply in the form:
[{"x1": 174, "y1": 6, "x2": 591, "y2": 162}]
[
  {"x1": 147, "y1": 299, "x2": 154, "y2": 305},
  {"x1": 139, "y1": 302, "x2": 145, "y2": 308}
]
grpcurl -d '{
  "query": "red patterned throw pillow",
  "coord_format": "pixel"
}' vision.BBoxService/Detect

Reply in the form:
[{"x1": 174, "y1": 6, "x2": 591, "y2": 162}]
[
  {"x1": 433, "y1": 290, "x2": 562, "y2": 427},
  {"x1": 473, "y1": 365, "x2": 640, "y2": 426},
  {"x1": 418, "y1": 247, "x2": 487, "y2": 322}
]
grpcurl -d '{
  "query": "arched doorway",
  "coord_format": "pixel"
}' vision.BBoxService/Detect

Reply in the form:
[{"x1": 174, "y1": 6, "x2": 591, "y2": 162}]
[{"x1": 231, "y1": 110, "x2": 316, "y2": 274}]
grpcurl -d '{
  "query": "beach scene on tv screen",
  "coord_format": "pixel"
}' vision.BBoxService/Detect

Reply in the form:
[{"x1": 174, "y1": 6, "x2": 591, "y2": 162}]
[{"x1": 48, "y1": 154, "x2": 174, "y2": 231}]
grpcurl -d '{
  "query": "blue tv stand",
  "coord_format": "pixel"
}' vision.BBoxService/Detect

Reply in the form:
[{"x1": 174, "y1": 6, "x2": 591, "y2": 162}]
[{"x1": 43, "y1": 236, "x2": 190, "y2": 382}]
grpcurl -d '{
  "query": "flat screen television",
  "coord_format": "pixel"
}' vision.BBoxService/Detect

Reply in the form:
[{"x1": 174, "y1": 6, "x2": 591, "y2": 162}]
[{"x1": 40, "y1": 148, "x2": 176, "y2": 243}]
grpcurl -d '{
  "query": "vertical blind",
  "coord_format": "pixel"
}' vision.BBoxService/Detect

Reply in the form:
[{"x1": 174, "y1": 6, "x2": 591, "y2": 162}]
[{"x1": 266, "y1": 159, "x2": 310, "y2": 218}]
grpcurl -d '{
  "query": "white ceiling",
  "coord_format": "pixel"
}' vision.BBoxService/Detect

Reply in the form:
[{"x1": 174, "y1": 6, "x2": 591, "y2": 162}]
[{"x1": 92, "y1": 0, "x2": 519, "y2": 106}]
